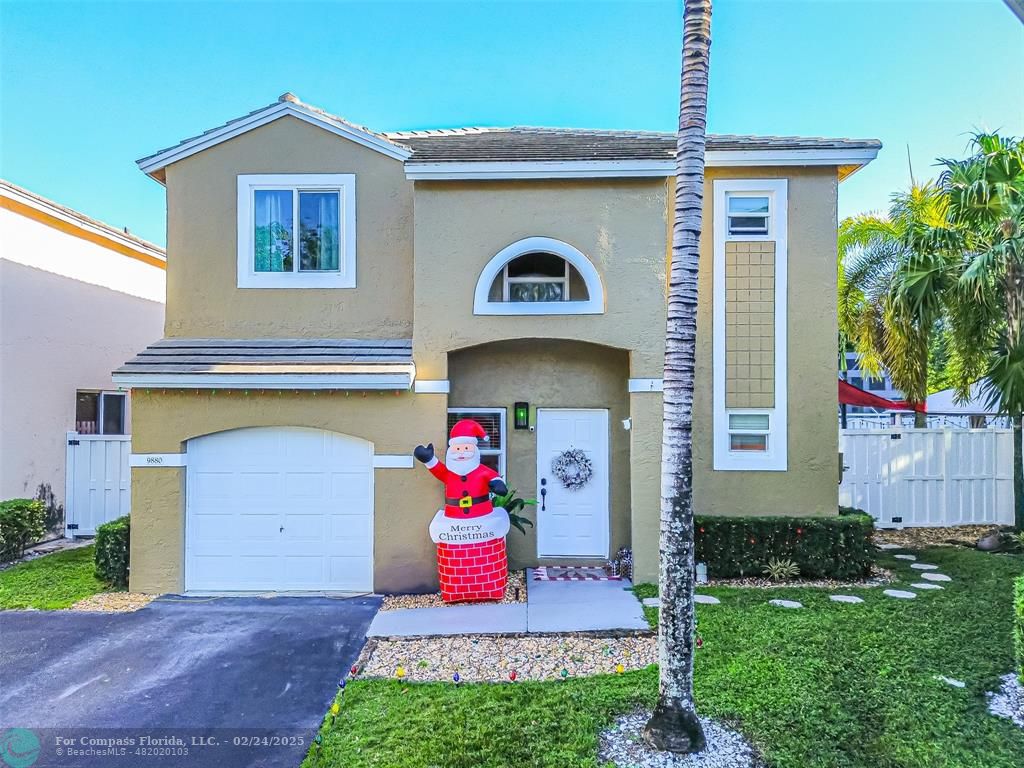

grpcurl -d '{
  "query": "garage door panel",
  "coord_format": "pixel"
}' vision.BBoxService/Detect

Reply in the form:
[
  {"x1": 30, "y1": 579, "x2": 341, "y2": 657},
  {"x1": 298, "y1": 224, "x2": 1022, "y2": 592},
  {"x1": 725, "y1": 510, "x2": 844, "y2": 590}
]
[{"x1": 186, "y1": 427, "x2": 373, "y2": 592}]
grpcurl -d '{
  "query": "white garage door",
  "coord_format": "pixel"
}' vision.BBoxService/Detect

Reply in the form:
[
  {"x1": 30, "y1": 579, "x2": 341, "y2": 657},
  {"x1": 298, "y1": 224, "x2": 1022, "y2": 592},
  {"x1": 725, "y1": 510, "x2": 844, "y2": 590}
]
[{"x1": 185, "y1": 427, "x2": 373, "y2": 592}]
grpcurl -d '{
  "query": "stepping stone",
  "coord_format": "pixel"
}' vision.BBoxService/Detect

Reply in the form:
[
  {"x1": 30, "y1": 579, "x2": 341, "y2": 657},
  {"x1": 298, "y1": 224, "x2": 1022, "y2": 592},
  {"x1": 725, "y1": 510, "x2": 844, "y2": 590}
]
[
  {"x1": 768, "y1": 599, "x2": 803, "y2": 609},
  {"x1": 642, "y1": 597, "x2": 661, "y2": 607},
  {"x1": 893, "y1": 554, "x2": 917, "y2": 561},
  {"x1": 694, "y1": 594, "x2": 720, "y2": 605},
  {"x1": 910, "y1": 563, "x2": 938, "y2": 570},
  {"x1": 912, "y1": 582, "x2": 944, "y2": 590},
  {"x1": 883, "y1": 589, "x2": 917, "y2": 599},
  {"x1": 830, "y1": 595, "x2": 864, "y2": 604},
  {"x1": 877, "y1": 544, "x2": 903, "y2": 550},
  {"x1": 921, "y1": 573, "x2": 952, "y2": 582},
  {"x1": 937, "y1": 675, "x2": 966, "y2": 688}
]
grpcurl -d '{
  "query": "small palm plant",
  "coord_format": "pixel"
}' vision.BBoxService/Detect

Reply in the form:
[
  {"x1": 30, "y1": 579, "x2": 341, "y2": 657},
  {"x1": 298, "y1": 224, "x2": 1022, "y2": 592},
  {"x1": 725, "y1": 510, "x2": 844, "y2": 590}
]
[
  {"x1": 491, "y1": 488, "x2": 537, "y2": 536},
  {"x1": 762, "y1": 557, "x2": 801, "y2": 581}
]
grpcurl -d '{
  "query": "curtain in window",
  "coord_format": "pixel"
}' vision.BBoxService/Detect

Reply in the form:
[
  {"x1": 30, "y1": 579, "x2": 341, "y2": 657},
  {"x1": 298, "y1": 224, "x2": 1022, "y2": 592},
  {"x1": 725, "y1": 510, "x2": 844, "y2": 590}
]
[
  {"x1": 299, "y1": 192, "x2": 340, "y2": 271},
  {"x1": 254, "y1": 190, "x2": 293, "y2": 272}
]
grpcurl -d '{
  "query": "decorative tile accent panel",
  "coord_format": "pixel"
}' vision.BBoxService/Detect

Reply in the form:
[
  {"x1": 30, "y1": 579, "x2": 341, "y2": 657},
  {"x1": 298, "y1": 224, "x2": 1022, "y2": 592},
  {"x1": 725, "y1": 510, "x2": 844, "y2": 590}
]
[{"x1": 725, "y1": 241, "x2": 775, "y2": 409}]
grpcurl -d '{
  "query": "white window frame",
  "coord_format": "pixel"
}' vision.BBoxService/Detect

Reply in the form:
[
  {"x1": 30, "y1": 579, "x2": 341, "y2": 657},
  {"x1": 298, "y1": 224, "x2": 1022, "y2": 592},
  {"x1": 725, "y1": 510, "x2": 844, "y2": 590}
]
[
  {"x1": 726, "y1": 194, "x2": 771, "y2": 236},
  {"x1": 713, "y1": 178, "x2": 788, "y2": 471},
  {"x1": 75, "y1": 390, "x2": 127, "y2": 435},
  {"x1": 236, "y1": 173, "x2": 356, "y2": 289},
  {"x1": 473, "y1": 237, "x2": 604, "y2": 315},
  {"x1": 446, "y1": 407, "x2": 506, "y2": 477},
  {"x1": 502, "y1": 257, "x2": 570, "y2": 302},
  {"x1": 727, "y1": 411, "x2": 771, "y2": 453}
]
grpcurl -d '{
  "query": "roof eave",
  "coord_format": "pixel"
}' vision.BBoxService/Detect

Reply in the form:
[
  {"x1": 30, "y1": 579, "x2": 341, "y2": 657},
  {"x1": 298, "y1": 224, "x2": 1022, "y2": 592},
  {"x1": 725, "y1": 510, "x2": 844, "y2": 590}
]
[{"x1": 136, "y1": 101, "x2": 412, "y2": 181}]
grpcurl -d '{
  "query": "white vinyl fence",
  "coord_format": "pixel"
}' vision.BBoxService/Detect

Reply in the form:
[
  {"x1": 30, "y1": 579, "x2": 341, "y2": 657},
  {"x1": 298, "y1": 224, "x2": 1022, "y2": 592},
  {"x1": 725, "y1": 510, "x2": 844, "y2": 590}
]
[
  {"x1": 840, "y1": 428, "x2": 1015, "y2": 528},
  {"x1": 64, "y1": 432, "x2": 131, "y2": 536}
]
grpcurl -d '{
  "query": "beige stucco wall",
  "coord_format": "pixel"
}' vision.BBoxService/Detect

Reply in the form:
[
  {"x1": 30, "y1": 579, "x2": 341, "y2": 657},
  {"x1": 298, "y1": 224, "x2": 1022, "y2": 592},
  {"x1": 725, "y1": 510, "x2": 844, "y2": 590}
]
[
  {"x1": 129, "y1": 389, "x2": 448, "y2": 594},
  {"x1": 448, "y1": 339, "x2": 631, "y2": 567},
  {"x1": 412, "y1": 178, "x2": 670, "y2": 379},
  {"x1": 163, "y1": 116, "x2": 413, "y2": 339}
]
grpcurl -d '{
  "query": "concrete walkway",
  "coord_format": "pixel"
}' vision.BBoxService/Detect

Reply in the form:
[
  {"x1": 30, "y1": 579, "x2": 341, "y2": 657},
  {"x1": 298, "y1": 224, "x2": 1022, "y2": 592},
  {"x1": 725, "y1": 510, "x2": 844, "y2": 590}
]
[{"x1": 367, "y1": 572, "x2": 649, "y2": 637}]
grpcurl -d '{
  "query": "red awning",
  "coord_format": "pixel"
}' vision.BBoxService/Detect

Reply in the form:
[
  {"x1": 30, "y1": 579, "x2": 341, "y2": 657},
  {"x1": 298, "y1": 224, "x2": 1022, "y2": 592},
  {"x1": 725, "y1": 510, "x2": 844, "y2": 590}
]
[{"x1": 838, "y1": 379, "x2": 925, "y2": 412}]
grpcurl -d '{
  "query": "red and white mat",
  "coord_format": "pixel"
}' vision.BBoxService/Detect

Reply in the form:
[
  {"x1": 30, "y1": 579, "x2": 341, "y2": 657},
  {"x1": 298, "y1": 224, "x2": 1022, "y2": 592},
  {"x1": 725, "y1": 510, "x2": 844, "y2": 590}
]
[{"x1": 530, "y1": 565, "x2": 621, "y2": 581}]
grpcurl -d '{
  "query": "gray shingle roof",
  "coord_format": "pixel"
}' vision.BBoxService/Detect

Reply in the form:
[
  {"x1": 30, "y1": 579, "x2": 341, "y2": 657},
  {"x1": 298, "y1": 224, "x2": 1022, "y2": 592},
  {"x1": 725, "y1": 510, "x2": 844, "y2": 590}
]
[
  {"x1": 385, "y1": 127, "x2": 882, "y2": 164},
  {"x1": 115, "y1": 338, "x2": 413, "y2": 376}
]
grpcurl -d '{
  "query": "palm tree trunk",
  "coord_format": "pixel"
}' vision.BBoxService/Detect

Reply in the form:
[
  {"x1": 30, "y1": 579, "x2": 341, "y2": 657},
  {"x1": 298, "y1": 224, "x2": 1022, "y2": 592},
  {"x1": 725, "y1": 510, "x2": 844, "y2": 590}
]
[{"x1": 642, "y1": 0, "x2": 711, "y2": 754}]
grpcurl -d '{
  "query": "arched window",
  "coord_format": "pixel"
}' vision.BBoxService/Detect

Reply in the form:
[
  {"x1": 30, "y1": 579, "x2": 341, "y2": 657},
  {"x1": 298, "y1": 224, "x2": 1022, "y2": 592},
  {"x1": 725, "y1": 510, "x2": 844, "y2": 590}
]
[{"x1": 473, "y1": 237, "x2": 604, "y2": 315}]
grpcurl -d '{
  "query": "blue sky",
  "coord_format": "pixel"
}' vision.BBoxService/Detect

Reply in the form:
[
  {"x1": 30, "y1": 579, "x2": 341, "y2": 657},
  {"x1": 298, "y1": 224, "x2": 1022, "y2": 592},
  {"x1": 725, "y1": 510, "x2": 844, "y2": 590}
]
[{"x1": 1, "y1": 0, "x2": 1021, "y2": 247}]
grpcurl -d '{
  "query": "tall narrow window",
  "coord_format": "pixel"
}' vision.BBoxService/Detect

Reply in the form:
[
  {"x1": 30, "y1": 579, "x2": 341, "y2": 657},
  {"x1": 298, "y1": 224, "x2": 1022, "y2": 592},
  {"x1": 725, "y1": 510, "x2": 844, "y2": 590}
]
[
  {"x1": 254, "y1": 190, "x2": 293, "y2": 272},
  {"x1": 299, "y1": 191, "x2": 340, "y2": 271}
]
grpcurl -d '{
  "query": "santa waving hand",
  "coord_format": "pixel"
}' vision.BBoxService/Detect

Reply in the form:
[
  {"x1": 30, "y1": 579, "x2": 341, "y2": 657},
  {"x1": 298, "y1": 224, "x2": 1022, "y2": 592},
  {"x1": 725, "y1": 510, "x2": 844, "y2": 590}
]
[{"x1": 414, "y1": 419, "x2": 508, "y2": 519}]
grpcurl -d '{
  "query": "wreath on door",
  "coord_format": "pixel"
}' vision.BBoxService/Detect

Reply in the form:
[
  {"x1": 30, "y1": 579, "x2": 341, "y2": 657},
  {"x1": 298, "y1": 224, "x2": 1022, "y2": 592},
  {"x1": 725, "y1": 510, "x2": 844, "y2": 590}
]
[{"x1": 551, "y1": 448, "x2": 594, "y2": 491}]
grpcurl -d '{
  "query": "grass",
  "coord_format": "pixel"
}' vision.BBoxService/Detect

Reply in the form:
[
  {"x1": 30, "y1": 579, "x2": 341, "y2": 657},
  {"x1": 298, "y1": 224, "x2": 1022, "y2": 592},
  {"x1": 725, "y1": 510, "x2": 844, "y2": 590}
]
[
  {"x1": 305, "y1": 547, "x2": 1024, "y2": 768},
  {"x1": 0, "y1": 545, "x2": 112, "y2": 609}
]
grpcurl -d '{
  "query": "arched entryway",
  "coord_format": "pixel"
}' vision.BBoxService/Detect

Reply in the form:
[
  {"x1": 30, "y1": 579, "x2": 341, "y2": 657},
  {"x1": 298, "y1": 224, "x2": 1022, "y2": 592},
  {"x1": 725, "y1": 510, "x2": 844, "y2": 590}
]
[{"x1": 185, "y1": 426, "x2": 373, "y2": 592}]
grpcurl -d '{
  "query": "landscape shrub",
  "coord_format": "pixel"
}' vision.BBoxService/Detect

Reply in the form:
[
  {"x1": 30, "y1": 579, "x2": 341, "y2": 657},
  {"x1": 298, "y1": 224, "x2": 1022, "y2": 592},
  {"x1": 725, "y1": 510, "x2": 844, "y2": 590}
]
[
  {"x1": 95, "y1": 516, "x2": 130, "y2": 588},
  {"x1": 0, "y1": 498, "x2": 47, "y2": 562},
  {"x1": 695, "y1": 513, "x2": 875, "y2": 579},
  {"x1": 1015, "y1": 576, "x2": 1024, "y2": 683}
]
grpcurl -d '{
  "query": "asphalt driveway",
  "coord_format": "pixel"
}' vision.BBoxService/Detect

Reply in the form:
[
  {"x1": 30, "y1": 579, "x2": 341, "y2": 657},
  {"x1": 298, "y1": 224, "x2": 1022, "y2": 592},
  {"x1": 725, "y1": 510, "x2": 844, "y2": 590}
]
[{"x1": 0, "y1": 595, "x2": 380, "y2": 767}]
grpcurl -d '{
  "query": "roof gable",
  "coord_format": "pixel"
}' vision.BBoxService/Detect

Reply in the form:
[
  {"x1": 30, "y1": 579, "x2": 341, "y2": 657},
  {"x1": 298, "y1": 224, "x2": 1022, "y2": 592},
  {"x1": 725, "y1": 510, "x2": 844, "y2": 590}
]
[{"x1": 137, "y1": 94, "x2": 412, "y2": 182}]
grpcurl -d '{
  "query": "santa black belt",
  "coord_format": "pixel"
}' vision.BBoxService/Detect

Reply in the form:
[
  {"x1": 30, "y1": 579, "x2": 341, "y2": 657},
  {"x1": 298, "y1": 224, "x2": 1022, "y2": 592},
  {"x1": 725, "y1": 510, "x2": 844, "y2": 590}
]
[{"x1": 446, "y1": 495, "x2": 490, "y2": 507}]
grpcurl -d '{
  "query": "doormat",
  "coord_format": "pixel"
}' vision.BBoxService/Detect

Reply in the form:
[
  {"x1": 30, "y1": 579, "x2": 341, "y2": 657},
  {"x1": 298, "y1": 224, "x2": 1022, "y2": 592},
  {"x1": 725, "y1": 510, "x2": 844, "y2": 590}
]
[{"x1": 531, "y1": 566, "x2": 621, "y2": 581}]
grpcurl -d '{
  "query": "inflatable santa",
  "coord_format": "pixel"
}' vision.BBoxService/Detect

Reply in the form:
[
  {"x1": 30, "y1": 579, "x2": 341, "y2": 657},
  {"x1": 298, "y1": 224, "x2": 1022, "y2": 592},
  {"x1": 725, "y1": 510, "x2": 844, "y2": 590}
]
[{"x1": 414, "y1": 419, "x2": 510, "y2": 602}]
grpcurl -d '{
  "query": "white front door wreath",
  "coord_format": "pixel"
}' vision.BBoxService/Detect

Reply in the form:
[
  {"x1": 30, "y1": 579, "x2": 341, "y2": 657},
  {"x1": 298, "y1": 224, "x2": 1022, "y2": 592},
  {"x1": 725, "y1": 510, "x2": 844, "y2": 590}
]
[{"x1": 551, "y1": 448, "x2": 594, "y2": 491}]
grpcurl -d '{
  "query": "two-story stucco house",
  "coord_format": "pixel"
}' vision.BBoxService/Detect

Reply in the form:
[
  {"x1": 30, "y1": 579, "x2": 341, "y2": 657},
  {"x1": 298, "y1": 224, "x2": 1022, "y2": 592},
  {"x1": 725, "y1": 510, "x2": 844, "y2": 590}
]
[{"x1": 114, "y1": 93, "x2": 879, "y2": 595}]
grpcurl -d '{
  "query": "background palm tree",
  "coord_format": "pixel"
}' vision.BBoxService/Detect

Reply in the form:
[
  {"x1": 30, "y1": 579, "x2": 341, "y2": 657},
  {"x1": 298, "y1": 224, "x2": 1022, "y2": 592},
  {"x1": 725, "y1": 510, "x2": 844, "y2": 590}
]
[
  {"x1": 642, "y1": 0, "x2": 710, "y2": 754},
  {"x1": 837, "y1": 183, "x2": 955, "y2": 427},
  {"x1": 932, "y1": 133, "x2": 1024, "y2": 529}
]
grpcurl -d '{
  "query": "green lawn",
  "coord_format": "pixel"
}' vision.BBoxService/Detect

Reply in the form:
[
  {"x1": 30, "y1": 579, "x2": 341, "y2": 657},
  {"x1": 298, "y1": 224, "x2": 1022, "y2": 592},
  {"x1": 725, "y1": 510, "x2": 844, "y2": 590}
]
[
  {"x1": 0, "y1": 545, "x2": 111, "y2": 609},
  {"x1": 305, "y1": 547, "x2": 1024, "y2": 768}
]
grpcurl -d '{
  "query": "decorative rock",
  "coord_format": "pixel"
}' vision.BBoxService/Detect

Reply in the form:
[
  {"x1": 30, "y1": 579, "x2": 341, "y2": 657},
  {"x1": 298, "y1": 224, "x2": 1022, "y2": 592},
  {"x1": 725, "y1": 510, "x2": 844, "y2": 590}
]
[
  {"x1": 599, "y1": 711, "x2": 763, "y2": 768},
  {"x1": 912, "y1": 582, "x2": 944, "y2": 590},
  {"x1": 977, "y1": 532, "x2": 1005, "y2": 552},
  {"x1": 641, "y1": 597, "x2": 661, "y2": 608},
  {"x1": 694, "y1": 594, "x2": 721, "y2": 605},
  {"x1": 883, "y1": 589, "x2": 917, "y2": 599},
  {"x1": 830, "y1": 595, "x2": 864, "y2": 604},
  {"x1": 922, "y1": 573, "x2": 952, "y2": 582},
  {"x1": 768, "y1": 599, "x2": 803, "y2": 609},
  {"x1": 893, "y1": 554, "x2": 917, "y2": 561},
  {"x1": 937, "y1": 675, "x2": 966, "y2": 688},
  {"x1": 876, "y1": 543, "x2": 903, "y2": 550},
  {"x1": 910, "y1": 563, "x2": 938, "y2": 570}
]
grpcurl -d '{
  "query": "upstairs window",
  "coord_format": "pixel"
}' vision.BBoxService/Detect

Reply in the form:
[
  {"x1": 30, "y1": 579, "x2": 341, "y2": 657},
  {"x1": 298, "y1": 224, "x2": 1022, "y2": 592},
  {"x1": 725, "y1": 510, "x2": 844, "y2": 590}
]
[
  {"x1": 75, "y1": 391, "x2": 126, "y2": 435},
  {"x1": 237, "y1": 174, "x2": 355, "y2": 288},
  {"x1": 726, "y1": 194, "x2": 770, "y2": 236},
  {"x1": 474, "y1": 237, "x2": 604, "y2": 315}
]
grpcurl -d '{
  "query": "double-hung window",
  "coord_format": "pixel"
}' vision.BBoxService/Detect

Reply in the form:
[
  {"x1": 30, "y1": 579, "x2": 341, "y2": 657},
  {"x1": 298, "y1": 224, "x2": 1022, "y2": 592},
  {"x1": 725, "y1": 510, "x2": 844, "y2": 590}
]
[
  {"x1": 726, "y1": 195, "x2": 770, "y2": 236},
  {"x1": 237, "y1": 174, "x2": 355, "y2": 288}
]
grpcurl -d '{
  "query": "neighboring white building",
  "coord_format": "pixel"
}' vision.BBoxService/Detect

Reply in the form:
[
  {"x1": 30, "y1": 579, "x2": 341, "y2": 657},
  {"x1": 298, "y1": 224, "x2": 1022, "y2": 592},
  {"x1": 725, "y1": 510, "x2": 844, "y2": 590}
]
[{"x1": 0, "y1": 180, "x2": 165, "y2": 523}]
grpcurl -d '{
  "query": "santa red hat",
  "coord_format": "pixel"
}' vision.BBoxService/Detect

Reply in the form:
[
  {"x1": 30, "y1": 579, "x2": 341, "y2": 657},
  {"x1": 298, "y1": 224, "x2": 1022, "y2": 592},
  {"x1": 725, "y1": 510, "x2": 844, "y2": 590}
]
[{"x1": 449, "y1": 419, "x2": 487, "y2": 446}]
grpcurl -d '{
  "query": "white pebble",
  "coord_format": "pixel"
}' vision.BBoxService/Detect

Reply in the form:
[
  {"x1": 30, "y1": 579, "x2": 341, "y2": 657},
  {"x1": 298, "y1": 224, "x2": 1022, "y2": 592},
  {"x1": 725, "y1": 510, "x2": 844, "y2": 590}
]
[
  {"x1": 599, "y1": 711, "x2": 765, "y2": 768},
  {"x1": 937, "y1": 675, "x2": 966, "y2": 688}
]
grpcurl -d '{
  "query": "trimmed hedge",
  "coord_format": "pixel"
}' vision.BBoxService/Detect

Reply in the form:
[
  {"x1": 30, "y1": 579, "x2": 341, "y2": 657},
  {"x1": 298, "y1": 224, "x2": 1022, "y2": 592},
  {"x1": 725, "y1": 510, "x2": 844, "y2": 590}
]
[
  {"x1": 1015, "y1": 577, "x2": 1024, "y2": 684},
  {"x1": 0, "y1": 498, "x2": 47, "y2": 562},
  {"x1": 695, "y1": 513, "x2": 875, "y2": 579},
  {"x1": 95, "y1": 516, "x2": 130, "y2": 588}
]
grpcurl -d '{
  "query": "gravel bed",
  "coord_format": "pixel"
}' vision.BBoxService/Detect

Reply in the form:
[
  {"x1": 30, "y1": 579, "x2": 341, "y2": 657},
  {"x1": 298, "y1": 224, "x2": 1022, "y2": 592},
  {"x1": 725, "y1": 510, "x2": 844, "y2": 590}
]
[
  {"x1": 381, "y1": 570, "x2": 526, "y2": 611},
  {"x1": 68, "y1": 592, "x2": 155, "y2": 612},
  {"x1": 987, "y1": 673, "x2": 1024, "y2": 729},
  {"x1": 874, "y1": 525, "x2": 997, "y2": 549},
  {"x1": 704, "y1": 564, "x2": 892, "y2": 590},
  {"x1": 356, "y1": 634, "x2": 656, "y2": 682},
  {"x1": 599, "y1": 710, "x2": 766, "y2": 768}
]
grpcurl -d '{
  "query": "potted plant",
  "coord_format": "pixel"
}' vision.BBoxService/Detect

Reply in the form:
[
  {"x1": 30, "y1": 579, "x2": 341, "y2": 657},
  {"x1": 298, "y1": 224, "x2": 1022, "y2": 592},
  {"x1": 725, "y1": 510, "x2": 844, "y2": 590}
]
[{"x1": 490, "y1": 488, "x2": 537, "y2": 535}]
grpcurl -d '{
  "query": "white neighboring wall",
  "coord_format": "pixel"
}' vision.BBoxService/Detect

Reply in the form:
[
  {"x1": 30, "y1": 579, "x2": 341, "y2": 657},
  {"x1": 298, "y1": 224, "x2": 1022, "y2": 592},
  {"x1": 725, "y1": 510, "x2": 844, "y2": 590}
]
[{"x1": 0, "y1": 182, "x2": 165, "y2": 515}]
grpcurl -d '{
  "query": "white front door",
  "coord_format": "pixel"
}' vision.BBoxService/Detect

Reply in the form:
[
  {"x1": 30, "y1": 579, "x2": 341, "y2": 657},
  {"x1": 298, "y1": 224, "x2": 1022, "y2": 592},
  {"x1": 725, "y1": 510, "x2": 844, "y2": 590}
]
[
  {"x1": 536, "y1": 408, "x2": 609, "y2": 558},
  {"x1": 185, "y1": 426, "x2": 373, "y2": 592}
]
